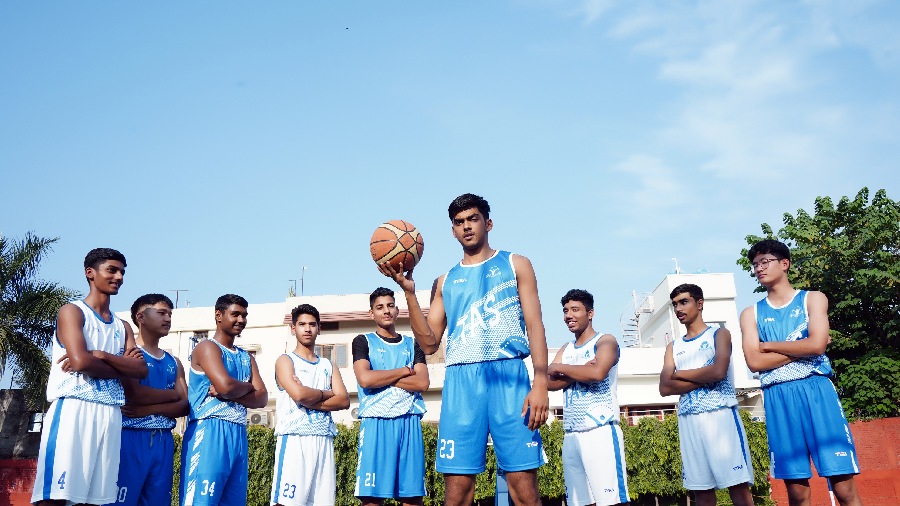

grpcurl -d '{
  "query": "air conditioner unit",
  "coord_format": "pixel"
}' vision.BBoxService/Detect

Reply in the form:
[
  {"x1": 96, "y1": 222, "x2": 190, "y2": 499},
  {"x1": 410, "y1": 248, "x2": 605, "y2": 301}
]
[{"x1": 247, "y1": 409, "x2": 271, "y2": 427}]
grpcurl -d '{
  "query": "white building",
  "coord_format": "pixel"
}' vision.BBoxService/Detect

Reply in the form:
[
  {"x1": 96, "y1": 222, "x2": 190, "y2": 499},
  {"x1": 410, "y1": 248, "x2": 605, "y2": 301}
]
[{"x1": 124, "y1": 272, "x2": 762, "y2": 431}]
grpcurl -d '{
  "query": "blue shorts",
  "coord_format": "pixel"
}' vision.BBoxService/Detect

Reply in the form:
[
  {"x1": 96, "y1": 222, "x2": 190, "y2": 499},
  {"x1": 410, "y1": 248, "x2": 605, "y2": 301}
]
[
  {"x1": 763, "y1": 375, "x2": 860, "y2": 479},
  {"x1": 437, "y1": 359, "x2": 543, "y2": 474},
  {"x1": 179, "y1": 419, "x2": 248, "y2": 506},
  {"x1": 103, "y1": 428, "x2": 175, "y2": 506},
  {"x1": 355, "y1": 414, "x2": 426, "y2": 499}
]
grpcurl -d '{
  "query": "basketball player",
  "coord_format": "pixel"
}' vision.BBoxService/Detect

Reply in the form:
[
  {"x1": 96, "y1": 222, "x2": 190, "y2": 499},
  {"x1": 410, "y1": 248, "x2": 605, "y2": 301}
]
[
  {"x1": 352, "y1": 287, "x2": 429, "y2": 506},
  {"x1": 659, "y1": 284, "x2": 753, "y2": 506},
  {"x1": 179, "y1": 294, "x2": 268, "y2": 506},
  {"x1": 104, "y1": 293, "x2": 189, "y2": 506},
  {"x1": 548, "y1": 289, "x2": 629, "y2": 506},
  {"x1": 271, "y1": 304, "x2": 350, "y2": 506},
  {"x1": 380, "y1": 193, "x2": 549, "y2": 506},
  {"x1": 740, "y1": 240, "x2": 862, "y2": 506},
  {"x1": 32, "y1": 248, "x2": 148, "y2": 506}
]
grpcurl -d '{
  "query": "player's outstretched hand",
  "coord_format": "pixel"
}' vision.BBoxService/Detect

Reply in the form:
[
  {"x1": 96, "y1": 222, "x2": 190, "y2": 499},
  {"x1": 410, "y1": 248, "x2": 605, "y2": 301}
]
[
  {"x1": 378, "y1": 262, "x2": 416, "y2": 293},
  {"x1": 521, "y1": 386, "x2": 549, "y2": 431}
]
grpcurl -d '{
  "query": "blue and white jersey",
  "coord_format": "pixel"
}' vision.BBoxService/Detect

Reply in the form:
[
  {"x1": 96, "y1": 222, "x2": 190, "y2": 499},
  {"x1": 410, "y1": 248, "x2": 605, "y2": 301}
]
[
  {"x1": 357, "y1": 333, "x2": 426, "y2": 419},
  {"x1": 755, "y1": 290, "x2": 833, "y2": 387},
  {"x1": 561, "y1": 333, "x2": 620, "y2": 432},
  {"x1": 123, "y1": 347, "x2": 179, "y2": 430},
  {"x1": 188, "y1": 338, "x2": 252, "y2": 425},
  {"x1": 442, "y1": 250, "x2": 530, "y2": 365},
  {"x1": 46, "y1": 300, "x2": 127, "y2": 406},
  {"x1": 274, "y1": 352, "x2": 337, "y2": 437},
  {"x1": 673, "y1": 326, "x2": 738, "y2": 415}
]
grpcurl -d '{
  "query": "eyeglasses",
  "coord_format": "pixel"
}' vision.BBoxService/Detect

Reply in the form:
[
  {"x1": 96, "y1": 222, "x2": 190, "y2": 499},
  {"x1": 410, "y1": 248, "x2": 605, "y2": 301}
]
[{"x1": 752, "y1": 257, "x2": 781, "y2": 271}]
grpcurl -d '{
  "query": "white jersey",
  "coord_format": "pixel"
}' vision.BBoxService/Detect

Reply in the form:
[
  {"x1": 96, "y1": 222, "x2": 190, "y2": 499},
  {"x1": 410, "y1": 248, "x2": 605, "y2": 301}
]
[
  {"x1": 46, "y1": 300, "x2": 127, "y2": 405},
  {"x1": 562, "y1": 333, "x2": 620, "y2": 432},
  {"x1": 673, "y1": 326, "x2": 737, "y2": 415},
  {"x1": 274, "y1": 353, "x2": 337, "y2": 437}
]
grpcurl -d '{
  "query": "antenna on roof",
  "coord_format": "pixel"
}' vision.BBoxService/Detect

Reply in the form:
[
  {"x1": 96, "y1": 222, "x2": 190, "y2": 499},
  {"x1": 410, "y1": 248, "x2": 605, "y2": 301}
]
[{"x1": 671, "y1": 258, "x2": 681, "y2": 274}]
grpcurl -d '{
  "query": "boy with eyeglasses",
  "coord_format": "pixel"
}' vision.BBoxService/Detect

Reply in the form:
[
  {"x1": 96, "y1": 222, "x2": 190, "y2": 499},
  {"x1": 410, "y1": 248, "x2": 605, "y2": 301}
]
[{"x1": 739, "y1": 239, "x2": 862, "y2": 506}]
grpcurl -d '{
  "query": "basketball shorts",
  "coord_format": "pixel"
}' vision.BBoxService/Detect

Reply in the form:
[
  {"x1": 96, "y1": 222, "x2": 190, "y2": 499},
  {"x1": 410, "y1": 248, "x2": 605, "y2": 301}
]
[
  {"x1": 764, "y1": 375, "x2": 860, "y2": 479},
  {"x1": 678, "y1": 407, "x2": 754, "y2": 490},
  {"x1": 355, "y1": 414, "x2": 426, "y2": 499},
  {"x1": 102, "y1": 428, "x2": 175, "y2": 506},
  {"x1": 270, "y1": 434, "x2": 335, "y2": 506},
  {"x1": 437, "y1": 359, "x2": 544, "y2": 474},
  {"x1": 31, "y1": 397, "x2": 122, "y2": 505},
  {"x1": 180, "y1": 418, "x2": 248, "y2": 506},
  {"x1": 562, "y1": 423, "x2": 629, "y2": 506}
]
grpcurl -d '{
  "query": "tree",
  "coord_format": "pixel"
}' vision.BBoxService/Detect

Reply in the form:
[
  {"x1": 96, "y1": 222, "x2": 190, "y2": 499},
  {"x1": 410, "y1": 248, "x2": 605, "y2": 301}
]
[
  {"x1": 0, "y1": 233, "x2": 78, "y2": 410},
  {"x1": 738, "y1": 187, "x2": 900, "y2": 419}
]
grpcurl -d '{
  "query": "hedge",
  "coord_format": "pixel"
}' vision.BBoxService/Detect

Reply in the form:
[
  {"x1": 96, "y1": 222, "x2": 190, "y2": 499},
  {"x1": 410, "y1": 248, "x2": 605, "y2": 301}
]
[{"x1": 171, "y1": 411, "x2": 773, "y2": 506}]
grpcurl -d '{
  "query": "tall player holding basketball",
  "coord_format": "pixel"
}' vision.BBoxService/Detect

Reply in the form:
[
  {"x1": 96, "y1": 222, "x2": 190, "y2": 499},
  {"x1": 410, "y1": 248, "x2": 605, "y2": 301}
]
[
  {"x1": 32, "y1": 248, "x2": 148, "y2": 506},
  {"x1": 380, "y1": 193, "x2": 549, "y2": 506}
]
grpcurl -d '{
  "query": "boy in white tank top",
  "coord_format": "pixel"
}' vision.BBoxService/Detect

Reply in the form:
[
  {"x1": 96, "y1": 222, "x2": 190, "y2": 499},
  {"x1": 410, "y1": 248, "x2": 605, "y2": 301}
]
[
  {"x1": 659, "y1": 284, "x2": 753, "y2": 506},
  {"x1": 32, "y1": 248, "x2": 149, "y2": 506},
  {"x1": 270, "y1": 304, "x2": 350, "y2": 506},
  {"x1": 548, "y1": 289, "x2": 629, "y2": 506}
]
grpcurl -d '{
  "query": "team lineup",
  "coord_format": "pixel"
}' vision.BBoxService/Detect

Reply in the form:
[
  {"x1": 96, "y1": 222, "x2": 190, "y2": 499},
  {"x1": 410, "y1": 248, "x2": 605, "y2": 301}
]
[{"x1": 30, "y1": 193, "x2": 863, "y2": 506}]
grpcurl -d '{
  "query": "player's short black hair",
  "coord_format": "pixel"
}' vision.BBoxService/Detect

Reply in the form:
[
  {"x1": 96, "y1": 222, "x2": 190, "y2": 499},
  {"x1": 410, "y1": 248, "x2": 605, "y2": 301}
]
[
  {"x1": 747, "y1": 239, "x2": 791, "y2": 262},
  {"x1": 215, "y1": 294, "x2": 248, "y2": 313},
  {"x1": 291, "y1": 304, "x2": 321, "y2": 325},
  {"x1": 369, "y1": 287, "x2": 395, "y2": 307},
  {"x1": 670, "y1": 283, "x2": 703, "y2": 302},
  {"x1": 84, "y1": 248, "x2": 126, "y2": 270},
  {"x1": 130, "y1": 293, "x2": 174, "y2": 325},
  {"x1": 448, "y1": 193, "x2": 490, "y2": 220},
  {"x1": 561, "y1": 289, "x2": 594, "y2": 312}
]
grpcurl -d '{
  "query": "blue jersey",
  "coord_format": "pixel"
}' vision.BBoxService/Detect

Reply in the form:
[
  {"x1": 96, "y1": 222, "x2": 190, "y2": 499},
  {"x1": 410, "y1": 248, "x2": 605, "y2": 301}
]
[
  {"x1": 755, "y1": 290, "x2": 832, "y2": 387},
  {"x1": 46, "y1": 300, "x2": 127, "y2": 405},
  {"x1": 673, "y1": 327, "x2": 737, "y2": 415},
  {"x1": 442, "y1": 250, "x2": 530, "y2": 365},
  {"x1": 273, "y1": 353, "x2": 337, "y2": 437},
  {"x1": 561, "y1": 333, "x2": 620, "y2": 432},
  {"x1": 188, "y1": 338, "x2": 252, "y2": 425},
  {"x1": 123, "y1": 347, "x2": 179, "y2": 430},
  {"x1": 356, "y1": 333, "x2": 426, "y2": 419}
]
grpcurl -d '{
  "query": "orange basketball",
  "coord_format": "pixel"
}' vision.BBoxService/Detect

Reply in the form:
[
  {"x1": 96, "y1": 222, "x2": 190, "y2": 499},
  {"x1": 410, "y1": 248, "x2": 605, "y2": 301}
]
[{"x1": 370, "y1": 220, "x2": 425, "y2": 272}]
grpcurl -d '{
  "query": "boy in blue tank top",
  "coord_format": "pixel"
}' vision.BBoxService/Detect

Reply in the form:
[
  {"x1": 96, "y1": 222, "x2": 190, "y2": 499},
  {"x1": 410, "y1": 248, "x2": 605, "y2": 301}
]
[
  {"x1": 32, "y1": 248, "x2": 148, "y2": 506},
  {"x1": 271, "y1": 303, "x2": 350, "y2": 506},
  {"x1": 739, "y1": 240, "x2": 862, "y2": 506},
  {"x1": 105, "y1": 293, "x2": 189, "y2": 506},
  {"x1": 179, "y1": 294, "x2": 268, "y2": 506},
  {"x1": 659, "y1": 284, "x2": 753, "y2": 506},
  {"x1": 352, "y1": 287, "x2": 429, "y2": 506},
  {"x1": 379, "y1": 194, "x2": 549, "y2": 506},
  {"x1": 548, "y1": 289, "x2": 629, "y2": 506}
]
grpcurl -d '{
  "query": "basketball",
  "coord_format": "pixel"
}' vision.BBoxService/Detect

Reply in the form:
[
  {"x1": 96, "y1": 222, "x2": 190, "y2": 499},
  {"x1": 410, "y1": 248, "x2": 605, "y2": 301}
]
[{"x1": 369, "y1": 220, "x2": 425, "y2": 272}]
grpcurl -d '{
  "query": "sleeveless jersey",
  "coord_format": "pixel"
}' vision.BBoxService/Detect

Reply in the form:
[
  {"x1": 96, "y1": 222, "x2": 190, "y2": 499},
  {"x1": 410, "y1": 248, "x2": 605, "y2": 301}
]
[
  {"x1": 123, "y1": 347, "x2": 178, "y2": 429},
  {"x1": 672, "y1": 326, "x2": 738, "y2": 415},
  {"x1": 755, "y1": 290, "x2": 833, "y2": 387},
  {"x1": 561, "y1": 333, "x2": 620, "y2": 432},
  {"x1": 188, "y1": 338, "x2": 252, "y2": 425},
  {"x1": 356, "y1": 333, "x2": 426, "y2": 418},
  {"x1": 46, "y1": 300, "x2": 127, "y2": 405},
  {"x1": 441, "y1": 250, "x2": 530, "y2": 365},
  {"x1": 273, "y1": 352, "x2": 337, "y2": 437}
]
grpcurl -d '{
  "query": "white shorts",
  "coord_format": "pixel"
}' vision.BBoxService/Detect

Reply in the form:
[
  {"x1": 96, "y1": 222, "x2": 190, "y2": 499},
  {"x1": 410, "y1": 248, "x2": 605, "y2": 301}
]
[
  {"x1": 678, "y1": 407, "x2": 754, "y2": 490},
  {"x1": 562, "y1": 423, "x2": 629, "y2": 506},
  {"x1": 270, "y1": 434, "x2": 335, "y2": 506},
  {"x1": 31, "y1": 397, "x2": 122, "y2": 504}
]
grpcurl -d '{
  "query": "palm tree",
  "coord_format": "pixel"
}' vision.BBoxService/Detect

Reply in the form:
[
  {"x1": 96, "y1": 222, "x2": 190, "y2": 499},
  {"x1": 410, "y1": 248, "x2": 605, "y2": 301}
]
[{"x1": 0, "y1": 233, "x2": 79, "y2": 410}]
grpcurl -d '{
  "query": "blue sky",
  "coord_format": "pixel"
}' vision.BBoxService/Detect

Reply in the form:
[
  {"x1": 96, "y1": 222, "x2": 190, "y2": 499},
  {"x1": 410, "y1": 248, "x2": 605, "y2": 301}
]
[{"x1": 2, "y1": 1, "x2": 898, "y2": 358}]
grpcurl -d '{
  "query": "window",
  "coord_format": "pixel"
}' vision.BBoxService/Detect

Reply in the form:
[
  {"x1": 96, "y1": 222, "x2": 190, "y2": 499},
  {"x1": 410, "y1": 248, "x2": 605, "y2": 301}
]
[
  {"x1": 320, "y1": 322, "x2": 339, "y2": 332},
  {"x1": 29, "y1": 412, "x2": 44, "y2": 433},
  {"x1": 315, "y1": 344, "x2": 348, "y2": 368}
]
